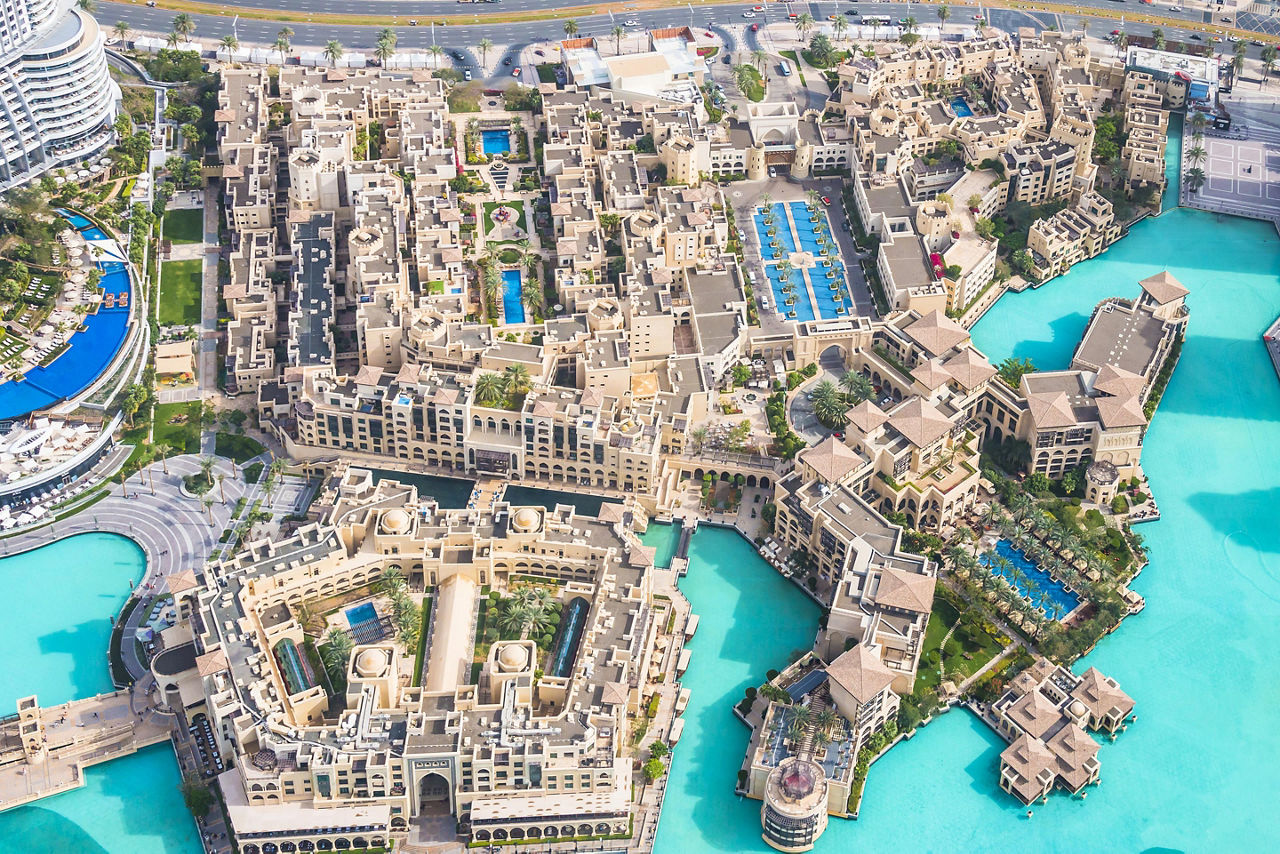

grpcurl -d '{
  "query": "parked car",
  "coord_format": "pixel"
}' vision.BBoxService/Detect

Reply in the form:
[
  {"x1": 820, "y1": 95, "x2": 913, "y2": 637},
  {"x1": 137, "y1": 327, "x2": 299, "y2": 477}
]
[
  {"x1": 534, "y1": 49, "x2": 544, "y2": 56},
  {"x1": 821, "y1": 196, "x2": 831, "y2": 205}
]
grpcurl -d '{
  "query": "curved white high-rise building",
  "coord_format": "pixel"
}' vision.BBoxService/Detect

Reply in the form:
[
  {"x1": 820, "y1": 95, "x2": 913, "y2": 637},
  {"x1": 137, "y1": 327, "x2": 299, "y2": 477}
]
[{"x1": 0, "y1": 0, "x2": 120, "y2": 190}]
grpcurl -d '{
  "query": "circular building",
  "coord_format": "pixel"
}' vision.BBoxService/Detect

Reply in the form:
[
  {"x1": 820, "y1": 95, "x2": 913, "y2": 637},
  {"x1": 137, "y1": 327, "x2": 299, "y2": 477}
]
[
  {"x1": 0, "y1": 0, "x2": 119, "y2": 191},
  {"x1": 1085, "y1": 459, "x2": 1120, "y2": 505},
  {"x1": 761, "y1": 756, "x2": 829, "y2": 852}
]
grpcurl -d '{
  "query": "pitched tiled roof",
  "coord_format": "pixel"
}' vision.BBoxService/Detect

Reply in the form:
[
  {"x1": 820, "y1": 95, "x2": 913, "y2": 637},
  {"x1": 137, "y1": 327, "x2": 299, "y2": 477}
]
[
  {"x1": 911, "y1": 358, "x2": 953, "y2": 391},
  {"x1": 905, "y1": 309, "x2": 969, "y2": 356},
  {"x1": 874, "y1": 567, "x2": 935, "y2": 613},
  {"x1": 826, "y1": 644, "x2": 896, "y2": 705},
  {"x1": 888, "y1": 397, "x2": 952, "y2": 447},
  {"x1": 1093, "y1": 363, "x2": 1145, "y2": 397},
  {"x1": 941, "y1": 346, "x2": 997, "y2": 390},
  {"x1": 1139, "y1": 271, "x2": 1189, "y2": 304},
  {"x1": 1094, "y1": 394, "x2": 1146, "y2": 429},
  {"x1": 1026, "y1": 390, "x2": 1077, "y2": 429},
  {"x1": 801, "y1": 436, "x2": 863, "y2": 483},
  {"x1": 845, "y1": 400, "x2": 888, "y2": 435}
]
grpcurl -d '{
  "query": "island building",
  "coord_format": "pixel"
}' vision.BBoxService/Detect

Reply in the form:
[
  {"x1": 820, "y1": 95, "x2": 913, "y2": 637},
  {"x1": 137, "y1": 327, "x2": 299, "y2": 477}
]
[
  {"x1": 0, "y1": 0, "x2": 119, "y2": 190},
  {"x1": 986, "y1": 656, "x2": 1135, "y2": 804},
  {"x1": 151, "y1": 469, "x2": 659, "y2": 850}
]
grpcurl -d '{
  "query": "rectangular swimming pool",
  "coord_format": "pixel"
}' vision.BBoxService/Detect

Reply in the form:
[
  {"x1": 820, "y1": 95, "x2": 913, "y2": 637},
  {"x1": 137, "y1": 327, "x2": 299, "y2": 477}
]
[
  {"x1": 345, "y1": 601, "x2": 386, "y2": 643},
  {"x1": 502, "y1": 269, "x2": 526, "y2": 324},
  {"x1": 980, "y1": 539, "x2": 1080, "y2": 619},
  {"x1": 752, "y1": 202, "x2": 854, "y2": 322},
  {"x1": 950, "y1": 96, "x2": 973, "y2": 118},
  {"x1": 482, "y1": 129, "x2": 512, "y2": 156}
]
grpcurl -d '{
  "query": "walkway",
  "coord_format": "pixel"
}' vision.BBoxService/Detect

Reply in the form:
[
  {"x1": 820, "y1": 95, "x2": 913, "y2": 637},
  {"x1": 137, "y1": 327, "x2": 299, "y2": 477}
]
[
  {"x1": 0, "y1": 688, "x2": 171, "y2": 812},
  {"x1": 199, "y1": 188, "x2": 219, "y2": 455}
]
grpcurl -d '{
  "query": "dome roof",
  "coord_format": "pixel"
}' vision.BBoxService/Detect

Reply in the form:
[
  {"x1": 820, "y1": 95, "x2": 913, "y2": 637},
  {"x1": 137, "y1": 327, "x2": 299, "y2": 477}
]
[
  {"x1": 512, "y1": 507, "x2": 541, "y2": 533},
  {"x1": 1068, "y1": 699, "x2": 1088, "y2": 719},
  {"x1": 382, "y1": 508, "x2": 410, "y2": 534},
  {"x1": 497, "y1": 643, "x2": 530, "y2": 672},
  {"x1": 355, "y1": 648, "x2": 389, "y2": 678}
]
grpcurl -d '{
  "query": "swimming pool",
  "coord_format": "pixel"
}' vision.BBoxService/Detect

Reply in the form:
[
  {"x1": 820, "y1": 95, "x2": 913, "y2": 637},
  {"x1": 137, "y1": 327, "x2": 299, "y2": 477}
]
[
  {"x1": 980, "y1": 539, "x2": 1080, "y2": 619},
  {"x1": 274, "y1": 638, "x2": 316, "y2": 695},
  {"x1": 346, "y1": 601, "x2": 385, "y2": 644},
  {"x1": 549, "y1": 597, "x2": 589, "y2": 678},
  {"x1": 752, "y1": 202, "x2": 853, "y2": 322},
  {"x1": 482, "y1": 129, "x2": 512, "y2": 156},
  {"x1": 0, "y1": 211, "x2": 133, "y2": 419},
  {"x1": 501, "y1": 269, "x2": 526, "y2": 324},
  {"x1": 950, "y1": 96, "x2": 973, "y2": 118}
]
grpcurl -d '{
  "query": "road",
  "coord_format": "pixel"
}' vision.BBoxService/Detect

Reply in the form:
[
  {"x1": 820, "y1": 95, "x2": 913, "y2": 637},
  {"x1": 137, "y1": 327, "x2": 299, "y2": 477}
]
[{"x1": 98, "y1": 0, "x2": 1280, "y2": 59}]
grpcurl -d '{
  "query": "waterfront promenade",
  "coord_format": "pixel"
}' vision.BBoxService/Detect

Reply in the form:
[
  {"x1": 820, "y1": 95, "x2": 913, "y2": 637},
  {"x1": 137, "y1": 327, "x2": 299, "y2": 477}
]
[{"x1": 0, "y1": 688, "x2": 171, "y2": 813}]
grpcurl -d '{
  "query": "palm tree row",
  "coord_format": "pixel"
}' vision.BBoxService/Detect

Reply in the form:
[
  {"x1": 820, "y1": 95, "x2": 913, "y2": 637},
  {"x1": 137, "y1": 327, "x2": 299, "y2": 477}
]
[{"x1": 498, "y1": 586, "x2": 560, "y2": 639}]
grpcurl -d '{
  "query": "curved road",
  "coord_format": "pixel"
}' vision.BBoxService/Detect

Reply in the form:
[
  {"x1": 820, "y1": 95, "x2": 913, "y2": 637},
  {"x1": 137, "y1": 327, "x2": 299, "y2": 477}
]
[{"x1": 0, "y1": 454, "x2": 259, "y2": 594}]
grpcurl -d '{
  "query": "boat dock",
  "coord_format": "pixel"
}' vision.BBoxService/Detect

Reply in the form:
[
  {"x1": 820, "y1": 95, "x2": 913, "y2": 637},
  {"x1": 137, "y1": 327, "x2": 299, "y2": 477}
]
[
  {"x1": 1264, "y1": 313, "x2": 1280, "y2": 382},
  {"x1": 671, "y1": 519, "x2": 696, "y2": 576},
  {"x1": 0, "y1": 690, "x2": 172, "y2": 812}
]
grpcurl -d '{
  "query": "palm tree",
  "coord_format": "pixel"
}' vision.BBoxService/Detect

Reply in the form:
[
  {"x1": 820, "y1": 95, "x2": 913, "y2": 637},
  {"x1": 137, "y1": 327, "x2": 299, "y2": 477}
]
[
  {"x1": 478, "y1": 38, "x2": 493, "y2": 68},
  {"x1": 811, "y1": 381, "x2": 848, "y2": 429},
  {"x1": 1151, "y1": 28, "x2": 1165, "y2": 51},
  {"x1": 751, "y1": 48, "x2": 767, "y2": 74},
  {"x1": 274, "y1": 37, "x2": 290, "y2": 66},
  {"x1": 374, "y1": 37, "x2": 396, "y2": 66},
  {"x1": 1262, "y1": 45, "x2": 1277, "y2": 84},
  {"x1": 475, "y1": 372, "x2": 506, "y2": 406},
  {"x1": 379, "y1": 566, "x2": 406, "y2": 594},
  {"x1": 563, "y1": 19, "x2": 578, "y2": 38},
  {"x1": 323, "y1": 40, "x2": 343, "y2": 66},
  {"x1": 322, "y1": 627, "x2": 354, "y2": 674},
  {"x1": 220, "y1": 34, "x2": 239, "y2": 53},
  {"x1": 732, "y1": 63, "x2": 755, "y2": 96},
  {"x1": 813, "y1": 708, "x2": 839, "y2": 737},
  {"x1": 76, "y1": 0, "x2": 94, "y2": 10},
  {"x1": 429, "y1": 44, "x2": 444, "y2": 70},
  {"x1": 830, "y1": 14, "x2": 848, "y2": 44},
  {"x1": 1187, "y1": 145, "x2": 1206, "y2": 167},
  {"x1": 503, "y1": 363, "x2": 531, "y2": 396},
  {"x1": 805, "y1": 188, "x2": 821, "y2": 208},
  {"x1": 840, "y1": 371, "x2": 874, "y2": 404},
  {"x1": 1185, "y1": 167, "x2": 1206, "y2": 193},
  {"x1": 936, "y1": 4, "x2": 950, "y2": 27},
  {"x1": 1189, "y1": 111, "x2": 1208, "y2": 137},
  {"x1": 902, "y1": 16, "x2": 919, "y2": 36},
  {"x1": 612, "y1": 25, "x2": 625, "y2": 55},
  {"x1": 378, "y1": 27, "x2": 398, "y2": 50},
  {"x1": 165, "y1": 31, "x2": 182, "y2": 49},
  {"x1": 172, "y1": 13, "x2": 195, "y2": 39},
  {"x1": 522, "y1": 276, "x2": 545, "y2": 317},
  {"x1": 795, "y1": 13, "x2": 815, "y2": 41},
  {"x1": 690, "y1": 427, "x2": 708, "y2": 453},
  {"x1": 201, "y1": 495, "x2": 215, "y2": 523},
  {"x1": 790, "y1": 704, "x2": 812, "y2": 728},
  {"x1": 112, "y1": 21, "x2": 131, "y2": 43}
]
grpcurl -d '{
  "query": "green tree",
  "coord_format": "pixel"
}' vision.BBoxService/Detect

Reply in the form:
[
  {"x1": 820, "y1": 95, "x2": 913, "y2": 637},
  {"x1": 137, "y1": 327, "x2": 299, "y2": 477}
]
[
  {"x1": 563, "y1": 19, "x2": 579, "y2": 37},
  {"x1": 503, "y1": 363, "x2": 531, "y2": 396},
  {"x1": 936, "y1": 4, "x2": 950, "y2": 26},
  {"x1": 808, "y1": 33, "x2": 836, "y2": 68},
  {"x1": 1261, "y1": 45, "x2": 1277, "y2": 83},
  {"x1": 478, "y1": 38, "x2": 493, "y2": 67},
  {"x1": 612, "y1": 25, "x2": 625, "y2": 55},
  {"x1": 810, "y1": 380, "x2": 848, "y2": 429},
  {"x1": 997, "y1": 356, "x2": 1036, "y2": 388},
  {"x1": 323, "y1": 40, "x2": 343, "y2": 66},
  {"x1": 832, "y1": 13, "x2": 849, "y2": 43},
  {"x1": 839, "y1": 371, "x2": 874, "y2": 405},
  {"x1": 475, "y1": 372, "x2": 507, "y2": 406},
  {"x1": 795, "y1": 12, "x2": 815, "y2": 41},
  {"x1": 643, "y1": 756, "x2": 666, "y2": 782},
  {"x1": 322, "y1": 627, "x2": 354, "y2": 675},
  {"x1": 180, "y1": 778, "x2": 214, "y2": 817},
  {"x1": 112, "y1": 21, "x2": 131, "y2": 43},
  {"x1": 172, "y1": 13, "x2": 195, "y2": 39},
  {"x1": 1151, "y1": 28, "x2": 1165, "y2": 51},
  {"x1": 219, "y1": 34, "x2": 239, "y2": 53}
]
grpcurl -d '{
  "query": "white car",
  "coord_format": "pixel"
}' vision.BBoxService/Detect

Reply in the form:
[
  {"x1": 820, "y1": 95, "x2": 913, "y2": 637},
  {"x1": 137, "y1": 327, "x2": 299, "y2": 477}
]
[
  {"x1": 624, "y1": 19, "x2": 640, "y2": 26},
  {"x1": 1169, "y1": 5, "x2": 1182, "y2": 10},
  {"x1": 742, "y1": 11, "x2": 756, "y2": 18}
]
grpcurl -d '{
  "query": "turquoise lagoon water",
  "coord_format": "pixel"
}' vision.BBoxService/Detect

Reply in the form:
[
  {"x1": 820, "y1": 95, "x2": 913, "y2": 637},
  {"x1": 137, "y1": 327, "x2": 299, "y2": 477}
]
[
  {"x1": 0, "y1": 533, "x2": 200, "y2": 853},
  {"x1": 652, "y1": 207, "x2": 1280, "y2": 850}
]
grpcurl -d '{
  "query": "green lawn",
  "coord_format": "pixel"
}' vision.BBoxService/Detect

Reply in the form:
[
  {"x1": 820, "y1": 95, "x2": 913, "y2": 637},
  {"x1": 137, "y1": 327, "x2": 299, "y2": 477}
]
[
  {"x1": 163, "y1": 208, "x2": 205, "y2": 245},
  {"x1": 154, "y1": 400, "x2": 204, "y2": 455},
  {"x1": 214, "y1": 431, "x2": 266, "y2": 463},
  {"x1": 159, "y1": 259, "x2": 203, "y2": 326},
  {"x1": 915, "y1": 590, "x2": 1009, "y2": 694}
]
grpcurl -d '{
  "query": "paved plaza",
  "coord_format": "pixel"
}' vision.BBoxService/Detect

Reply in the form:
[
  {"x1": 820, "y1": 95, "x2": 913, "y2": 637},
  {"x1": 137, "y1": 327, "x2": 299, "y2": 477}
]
[{"x1": 1195, "y1": 128, "x2": 1280, "y2": 220}]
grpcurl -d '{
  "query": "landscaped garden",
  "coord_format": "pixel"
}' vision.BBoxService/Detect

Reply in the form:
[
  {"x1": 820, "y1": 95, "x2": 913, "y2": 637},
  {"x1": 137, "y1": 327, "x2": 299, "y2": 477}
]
[
  {"x1": 913, "y1": 587, "x2": 1009, "y2": 694},
  {"x1": 162, "y1": 208, "x2": 204, "y2": 245},
  {"x1": 483, "y1": 201, "x2": 527, "y2": 234},
  {"x1": 158, "y1": 258, "x2": 202, "y2": 325},
  {"x1": 214, "y1": 431, "x2": 266, "y2": 464}
]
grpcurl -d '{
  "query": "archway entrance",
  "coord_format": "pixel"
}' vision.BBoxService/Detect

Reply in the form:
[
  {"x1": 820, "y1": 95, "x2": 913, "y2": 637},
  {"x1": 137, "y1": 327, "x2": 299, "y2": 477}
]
[{"x1": 410, "y1": 772, "x2": 456, "y2": 848}]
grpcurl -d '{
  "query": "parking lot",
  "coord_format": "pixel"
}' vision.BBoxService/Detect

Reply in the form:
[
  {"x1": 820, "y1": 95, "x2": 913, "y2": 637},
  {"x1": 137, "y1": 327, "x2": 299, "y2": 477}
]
[{"x1": 1193, "y1": 124, "x2": 1280, "y2": 219}]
